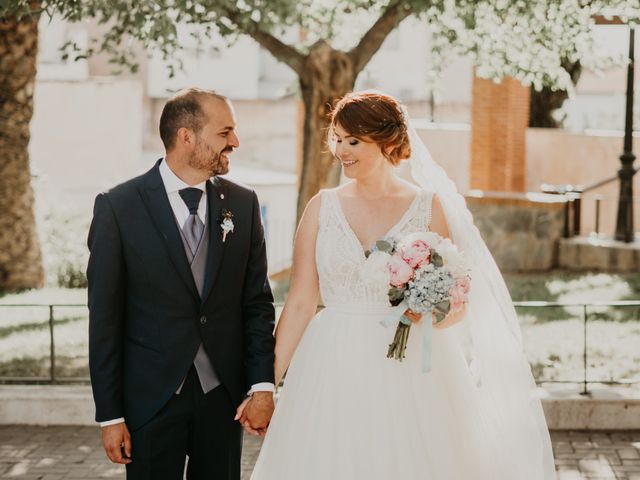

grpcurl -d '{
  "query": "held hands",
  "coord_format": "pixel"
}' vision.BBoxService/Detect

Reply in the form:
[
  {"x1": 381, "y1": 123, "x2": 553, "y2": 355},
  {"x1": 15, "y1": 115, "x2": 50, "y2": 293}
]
[
  {"x1": 101, "y1": 422, "x2": 132, "y2": 464},
  {"x1": 234, "y1": 391, "x2": 275, "y2": 436}
]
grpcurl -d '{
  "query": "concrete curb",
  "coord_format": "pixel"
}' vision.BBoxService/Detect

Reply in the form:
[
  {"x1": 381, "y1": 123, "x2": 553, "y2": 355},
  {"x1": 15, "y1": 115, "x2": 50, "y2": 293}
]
[
  {"x1": 0, "y1": 386, "x2": 95, "y2": 426},
  {"x1": 1, "y1": 385, "x2": 639, "y2": 429},
  {"x1": 539, "y1": 385, "x2": 640, "y2": 430}
]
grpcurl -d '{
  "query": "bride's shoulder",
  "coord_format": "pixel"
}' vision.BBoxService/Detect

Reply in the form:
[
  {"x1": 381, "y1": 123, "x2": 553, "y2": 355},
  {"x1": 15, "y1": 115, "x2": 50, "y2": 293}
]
[
  {"x1": 299, "y1": 190, "x2": 327, "y2": 227},
  {"x1": 315, "y1": 183, "x2": 354, "y2": 203},
  {"x1": 323, "y1": 183, "x2": 351, "y2": 195},
  {"x1": 429, "y1": 193, "x2": 449, "y2": 237}
]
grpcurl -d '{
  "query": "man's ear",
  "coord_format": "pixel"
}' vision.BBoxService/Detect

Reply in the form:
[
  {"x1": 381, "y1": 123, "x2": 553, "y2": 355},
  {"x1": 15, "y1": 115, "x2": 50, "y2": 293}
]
[{"x1": 176, "y1": 127, "x2": 195, "y2": 148}]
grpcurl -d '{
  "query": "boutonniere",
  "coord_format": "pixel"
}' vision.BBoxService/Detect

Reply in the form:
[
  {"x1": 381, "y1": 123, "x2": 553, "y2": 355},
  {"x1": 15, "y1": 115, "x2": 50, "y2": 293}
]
[{"x1": 218, "y1": 209, "x2": 234, "y2": 243}]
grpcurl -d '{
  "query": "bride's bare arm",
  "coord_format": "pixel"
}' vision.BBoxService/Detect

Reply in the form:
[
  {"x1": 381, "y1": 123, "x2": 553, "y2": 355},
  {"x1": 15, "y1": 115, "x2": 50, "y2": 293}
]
[
  {"x1": 273, "y1": 194, "x2": 322, "y2": 386},
  {"x1": 429, "y1": 194, "x2": 467, "y2": 329}
]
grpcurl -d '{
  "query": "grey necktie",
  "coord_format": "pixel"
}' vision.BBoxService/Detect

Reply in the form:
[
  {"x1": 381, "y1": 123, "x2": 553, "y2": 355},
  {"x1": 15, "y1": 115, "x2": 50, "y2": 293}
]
[
  {"x1": 179, "y1": 188, "x2": 205, "y2": 256},
  {"x1": 178, "y1": 187, "x2": 219, "y2": 394}
]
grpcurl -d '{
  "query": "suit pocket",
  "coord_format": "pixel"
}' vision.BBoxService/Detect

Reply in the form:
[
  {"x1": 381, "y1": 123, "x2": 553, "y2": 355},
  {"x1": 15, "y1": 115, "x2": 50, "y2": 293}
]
[{"x1": 125, "y1": 335, "x2": 163, "y2": 355}]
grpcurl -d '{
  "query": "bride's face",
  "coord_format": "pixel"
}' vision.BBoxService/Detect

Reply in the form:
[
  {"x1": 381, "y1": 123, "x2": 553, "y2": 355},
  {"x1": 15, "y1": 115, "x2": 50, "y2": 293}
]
[{"x1": 332, "y1": 123, "x2": 389, "y2": 179}]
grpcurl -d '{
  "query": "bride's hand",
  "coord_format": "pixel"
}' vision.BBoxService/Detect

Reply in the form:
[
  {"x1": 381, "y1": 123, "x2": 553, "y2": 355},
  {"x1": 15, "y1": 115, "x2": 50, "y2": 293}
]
[
  {"x1": 234, "y1": 397, "x2": 251, "y2": 422},
  {"x1": 404, "y1": 309, "x2": 422, "y2": 324},
  {"x1": 235, "y1": 397, "x2": 264, "y2": 436}
]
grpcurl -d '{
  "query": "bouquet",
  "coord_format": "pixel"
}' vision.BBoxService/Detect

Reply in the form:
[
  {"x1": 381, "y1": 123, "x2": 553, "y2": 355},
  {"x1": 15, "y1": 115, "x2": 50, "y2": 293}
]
[{"x1": 363, "y1": 231, "x2": 470, "y2": 371}]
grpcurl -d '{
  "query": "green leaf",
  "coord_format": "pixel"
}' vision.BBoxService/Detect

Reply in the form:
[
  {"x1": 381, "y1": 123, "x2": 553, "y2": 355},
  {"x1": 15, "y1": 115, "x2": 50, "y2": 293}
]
[
  {"x1": 435, "y1": 300, "x2": 450, "y2": 313},
  {"x1": 376, "y1": 239, "x2": 393, "y2": 253},
  {"x1": 431, "y1": 251, "x2": 443, "y2": 267},
  {"x1": 388, "y1": 287, "x2": 405, "y2": 303}
]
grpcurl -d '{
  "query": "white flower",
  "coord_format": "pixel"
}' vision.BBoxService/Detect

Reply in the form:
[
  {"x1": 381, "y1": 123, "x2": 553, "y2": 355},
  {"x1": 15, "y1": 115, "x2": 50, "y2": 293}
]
[
  {"x1": 397, "y1": 231, "x2": 443, "y2": 250},
  {"x1": 437, "y1": 238, "x2": 468, "y2": 275},
  {"x1": 361, "y1": 251, "x2": 392, "y2": 286},
  {"x1": 221, "y1": 217, "x2": 234, "y2": 233}
]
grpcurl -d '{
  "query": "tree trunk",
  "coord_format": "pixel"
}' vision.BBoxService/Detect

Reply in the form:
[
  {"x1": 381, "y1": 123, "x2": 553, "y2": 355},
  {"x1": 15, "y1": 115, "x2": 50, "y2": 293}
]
[
  {"x1": 0, "y1": 10, "x2": 44, "y2": 291},
  {"x1": 529, "y1": 60, "x2": 582, "y2": 128},
  {"x1": 296, "y1": 41, "x2": 357, "y2": 222}
]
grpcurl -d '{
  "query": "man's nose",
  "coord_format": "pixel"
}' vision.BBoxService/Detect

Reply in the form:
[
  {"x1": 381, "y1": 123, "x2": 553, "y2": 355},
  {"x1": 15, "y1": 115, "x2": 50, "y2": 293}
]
[{"x1": 228, "y1": 131, "x2": 240, "y2": 148}]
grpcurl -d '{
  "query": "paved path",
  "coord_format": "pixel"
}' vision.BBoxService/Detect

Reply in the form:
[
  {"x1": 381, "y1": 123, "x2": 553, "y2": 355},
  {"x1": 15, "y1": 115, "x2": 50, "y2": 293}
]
[{"x1": 1, "y1": 426, "x2": 639, "y2": 479}]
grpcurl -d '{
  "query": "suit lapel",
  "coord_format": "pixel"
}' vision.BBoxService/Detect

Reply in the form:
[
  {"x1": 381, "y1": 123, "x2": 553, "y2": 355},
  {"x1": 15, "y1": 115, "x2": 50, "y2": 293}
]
[
  {"x1": 138, "y1": 161, "x2": 199, "y2": 300},
  {"x1": 201, "y1": 177, "x2": 228, "y2": 304}
]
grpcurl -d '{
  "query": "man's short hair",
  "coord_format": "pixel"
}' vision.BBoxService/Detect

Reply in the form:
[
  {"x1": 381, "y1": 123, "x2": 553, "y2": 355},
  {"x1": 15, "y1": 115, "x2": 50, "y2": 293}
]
[{"x1": 159, "y1": 88, "x2": 228, "y2": 150}]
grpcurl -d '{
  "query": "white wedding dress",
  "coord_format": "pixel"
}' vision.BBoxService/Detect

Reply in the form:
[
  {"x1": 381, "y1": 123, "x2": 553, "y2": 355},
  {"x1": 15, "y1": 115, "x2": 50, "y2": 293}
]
[{"x1": 251, "y1": 188, "x2": 520, "y2": 480}]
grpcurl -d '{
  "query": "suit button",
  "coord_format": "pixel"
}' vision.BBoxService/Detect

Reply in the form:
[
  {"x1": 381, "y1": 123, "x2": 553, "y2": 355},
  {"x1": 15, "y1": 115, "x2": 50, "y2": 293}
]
[{"x1": 200, "y1": 315, "x2": 207, "y2": 325}]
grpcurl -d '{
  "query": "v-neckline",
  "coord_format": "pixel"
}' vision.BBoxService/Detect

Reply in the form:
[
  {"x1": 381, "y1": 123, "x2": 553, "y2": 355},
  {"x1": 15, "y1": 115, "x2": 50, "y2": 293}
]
[{"x1": 332, "y1": 189, "x2": 422, "y2": 258}]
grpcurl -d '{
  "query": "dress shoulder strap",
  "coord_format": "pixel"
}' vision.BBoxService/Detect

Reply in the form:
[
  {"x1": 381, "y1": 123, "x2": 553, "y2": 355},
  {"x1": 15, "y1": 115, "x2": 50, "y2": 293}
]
[
  {"x1": 421, "y1": 190, "x2": 435, "y2": 231},
  {"x1": 317, "y1": 188, "x2": 337, "y2": 231}
]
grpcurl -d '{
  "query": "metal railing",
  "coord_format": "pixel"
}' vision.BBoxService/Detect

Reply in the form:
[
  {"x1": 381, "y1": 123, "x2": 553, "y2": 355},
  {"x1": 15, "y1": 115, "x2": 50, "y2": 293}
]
[
  {"x1": 513, "y1": 300, "x2": 640, "y2": 395},
  {"x1": 542, "y1": 168, "x2": 639, "y2": 238},
  {"x1": 0, "y1": 303, "x2": 89, "y2": 384},
  {"x1": 0, "y1": 301, "x2": 639, "y2": 394}
]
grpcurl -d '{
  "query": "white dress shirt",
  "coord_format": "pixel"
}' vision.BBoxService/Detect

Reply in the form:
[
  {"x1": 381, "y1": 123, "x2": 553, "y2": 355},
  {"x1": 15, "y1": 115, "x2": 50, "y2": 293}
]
[{"x1": 100, "y1": 159, "x2": 274, "y2": 427}]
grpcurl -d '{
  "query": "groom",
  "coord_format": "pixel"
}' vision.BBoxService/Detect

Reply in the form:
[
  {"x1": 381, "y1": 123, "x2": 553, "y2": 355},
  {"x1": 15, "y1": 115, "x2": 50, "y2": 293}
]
[{"x1": 87, "y1": 88, "x2": 276, "y2": 479}]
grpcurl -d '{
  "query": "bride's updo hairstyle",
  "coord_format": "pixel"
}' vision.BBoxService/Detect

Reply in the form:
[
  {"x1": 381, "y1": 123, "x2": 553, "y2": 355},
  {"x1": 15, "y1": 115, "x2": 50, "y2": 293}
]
[{"x1": 330, "y1": 91, "x2": 411, "y2": 166}]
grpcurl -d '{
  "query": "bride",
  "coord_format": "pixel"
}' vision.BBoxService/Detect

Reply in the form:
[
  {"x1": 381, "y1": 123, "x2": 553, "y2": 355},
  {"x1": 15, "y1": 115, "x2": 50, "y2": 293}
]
[{"x1": 242, "y1": 90, "x2": 556, "y2": 479}]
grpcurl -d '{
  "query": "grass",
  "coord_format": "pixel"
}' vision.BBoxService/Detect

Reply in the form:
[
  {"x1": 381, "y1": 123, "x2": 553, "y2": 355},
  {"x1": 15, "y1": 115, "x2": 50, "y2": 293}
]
[
  {"x1": 0, "y1": 356, "x2": 89, "y2": 378},
  {"x1": 506, "y1": 271, "x2": 640, "y2": 323},
  {"x1": 0, "y1": 316, "x2": 84, "y2": 340}
]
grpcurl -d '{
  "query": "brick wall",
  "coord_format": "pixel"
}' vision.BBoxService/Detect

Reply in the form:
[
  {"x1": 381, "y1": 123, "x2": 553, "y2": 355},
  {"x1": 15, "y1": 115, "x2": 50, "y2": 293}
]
[{"x1": 470, "y1": 75, "x2": 530, "y2": 192}]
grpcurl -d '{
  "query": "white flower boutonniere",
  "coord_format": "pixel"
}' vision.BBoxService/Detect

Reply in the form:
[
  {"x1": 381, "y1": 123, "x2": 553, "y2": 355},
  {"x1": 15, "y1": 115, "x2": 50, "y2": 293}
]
[{"x1": 218, "y1": 209, "x2": 234, "y2": 243}]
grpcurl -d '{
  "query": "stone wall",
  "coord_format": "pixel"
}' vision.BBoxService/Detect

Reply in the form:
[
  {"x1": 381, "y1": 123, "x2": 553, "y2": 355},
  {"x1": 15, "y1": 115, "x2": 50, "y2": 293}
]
[
  {"x1": 558, "y1": 237, "x2": 640, "y2": 272},
  {"x1": 466, "y1": 192, "x2": 566, "y2": 272}
]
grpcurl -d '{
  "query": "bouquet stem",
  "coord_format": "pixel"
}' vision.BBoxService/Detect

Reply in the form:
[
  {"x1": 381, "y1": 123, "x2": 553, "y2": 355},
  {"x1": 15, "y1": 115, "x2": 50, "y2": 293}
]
[{"x1": 387, "y1": 320, "x2": 411, "y2": 361}]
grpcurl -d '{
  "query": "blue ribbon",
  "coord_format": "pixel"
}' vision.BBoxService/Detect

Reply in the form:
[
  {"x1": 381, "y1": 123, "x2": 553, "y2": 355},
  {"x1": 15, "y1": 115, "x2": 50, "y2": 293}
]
[{"x1": 380, "y1": 299, "x2": 433, "y2": 373}]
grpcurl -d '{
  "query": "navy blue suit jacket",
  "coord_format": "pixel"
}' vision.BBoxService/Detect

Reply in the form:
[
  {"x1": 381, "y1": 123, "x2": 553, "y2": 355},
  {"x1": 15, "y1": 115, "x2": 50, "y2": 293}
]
[{"x1": 87, "y1": 160, "x2": 275, "y2": 430}]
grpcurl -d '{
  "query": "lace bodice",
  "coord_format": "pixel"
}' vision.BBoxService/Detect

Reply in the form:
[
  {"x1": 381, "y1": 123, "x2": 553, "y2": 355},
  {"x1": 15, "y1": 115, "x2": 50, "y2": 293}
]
[{"x1": 316, "y1": 188, "x2": 434, "y2": 307}]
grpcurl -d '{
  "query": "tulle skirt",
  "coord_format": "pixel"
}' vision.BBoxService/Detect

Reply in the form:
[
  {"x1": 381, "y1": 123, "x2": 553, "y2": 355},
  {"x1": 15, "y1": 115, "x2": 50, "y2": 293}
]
[{"x1": 251, "y1": 303, "x2": 514, "y2": 480}]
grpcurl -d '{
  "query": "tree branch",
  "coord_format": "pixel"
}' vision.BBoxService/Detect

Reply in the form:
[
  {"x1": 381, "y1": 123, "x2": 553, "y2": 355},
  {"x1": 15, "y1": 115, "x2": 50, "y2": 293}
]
[
  {"x1": 249, "y1": 28, "x2": 306, "y2": 76},
  {"x1": 221, "y1": 9, "x2": 306, "y2": 76},
  {"x1": 348, "y1": 1, "x2": 415, "y2": 74}
]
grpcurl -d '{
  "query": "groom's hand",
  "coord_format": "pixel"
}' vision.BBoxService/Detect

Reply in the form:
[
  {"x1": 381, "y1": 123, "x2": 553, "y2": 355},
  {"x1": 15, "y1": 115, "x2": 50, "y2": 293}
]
[
  {"x1": 238, "y1": 392, "x2": 274, "y2": 436},
  {"x1": 101, "y1": 423, "x2": 132, "y2": 464}
]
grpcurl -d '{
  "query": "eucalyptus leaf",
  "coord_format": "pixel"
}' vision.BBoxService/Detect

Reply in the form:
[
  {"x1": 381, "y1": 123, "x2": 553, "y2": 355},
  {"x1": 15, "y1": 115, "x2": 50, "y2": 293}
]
[
  {"x1": 376, "y1": 239, "x2": 393, "y2": 253},
  {"x1": 431, "y1": 252, "x2": 444, "y2": 268},
  {"x1": 435, "y1": 300, "x2": 451, "y2": 314},
  {"x1": 388, "y1": 287, "x2": 405, "y2": 302}
]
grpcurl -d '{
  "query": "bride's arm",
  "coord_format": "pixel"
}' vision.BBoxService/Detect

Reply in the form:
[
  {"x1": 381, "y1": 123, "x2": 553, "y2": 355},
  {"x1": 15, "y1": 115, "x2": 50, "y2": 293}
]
[
  {"x1": 273, "y1": 194, "x2": 321, "y2": 386},
  {"x1": 430, "y1": 194, "x2": 467, "y2": 329}
]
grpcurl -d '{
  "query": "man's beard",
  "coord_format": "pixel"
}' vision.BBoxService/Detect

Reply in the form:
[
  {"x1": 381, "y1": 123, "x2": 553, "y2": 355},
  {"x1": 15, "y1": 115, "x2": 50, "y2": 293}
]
[{"x1": 189, "y1": 139, "x2": 230, "y2": 176}]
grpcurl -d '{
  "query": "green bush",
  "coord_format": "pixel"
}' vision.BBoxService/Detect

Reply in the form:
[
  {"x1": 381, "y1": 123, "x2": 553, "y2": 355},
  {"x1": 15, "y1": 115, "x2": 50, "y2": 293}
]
[{"x1": 39, "y1": 207, "x2": 90, "y2": 289}]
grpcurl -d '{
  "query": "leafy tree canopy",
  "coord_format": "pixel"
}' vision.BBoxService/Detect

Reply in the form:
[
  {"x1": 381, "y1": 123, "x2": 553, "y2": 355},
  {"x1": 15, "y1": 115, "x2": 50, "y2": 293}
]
[{"x1": 2, "y1": 1, "x2": 639, "y2": 92}]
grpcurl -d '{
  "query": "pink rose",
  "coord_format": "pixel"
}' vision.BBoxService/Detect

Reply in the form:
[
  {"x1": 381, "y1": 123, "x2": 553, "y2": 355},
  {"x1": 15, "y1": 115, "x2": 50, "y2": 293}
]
[
  {"x1": 449, "y1": 287, "x2": 466, "y2": 313},
  {"x1": 387, "y1": 254, "x2": 414, "y2": 287},
  {"x1": 456, "y1": 276, "x2": 471, "y2": 295},
  {"x1": 399, "y1": 238, "x2": 431, "y2": 268},
  {"x1": 449, "y1": 276, "x2": 471, "y2": 312}
]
